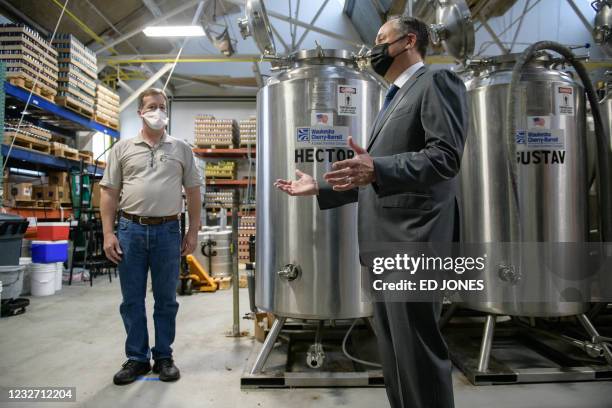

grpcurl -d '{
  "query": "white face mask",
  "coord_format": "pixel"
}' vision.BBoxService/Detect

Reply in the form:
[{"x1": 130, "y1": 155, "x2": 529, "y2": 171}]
[{"x1": 142, "y1": 108, "x2": 168, "y2": 130}]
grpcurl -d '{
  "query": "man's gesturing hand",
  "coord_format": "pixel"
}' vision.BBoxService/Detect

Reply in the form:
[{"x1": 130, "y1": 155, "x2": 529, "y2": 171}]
[
  {"x1": 274, "y1": 169, "x2": 319, "y2": 196},
  {"x1": 324, "y1": 136, "x2": 375, "y2": 191},
  {"x1": 103, "y1": 233, "x2": 123, "y2": 264}
]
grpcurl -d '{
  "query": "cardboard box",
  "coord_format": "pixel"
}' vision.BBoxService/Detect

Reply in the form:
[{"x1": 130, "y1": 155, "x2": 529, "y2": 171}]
[
  {"x1": 43, "y1": 185, "x2": 61, "y2": 201},
  {"x1": 32, "y1": 185, "x2": 44, "y2": 200},
  {"x1": 8, "y1": 183, "x2": 32, "y2": 201},
  {"x1": 48, "y1": 171, "x2": 70, "y2": 188},
  {"x1": 60, "y1": 186, "x2": 71, "y2": 204},
  {"x1": 254, "y1": 312, "x2": 276, "y2": 343},
  {"x1": 91, "y1": 183, "x2": 100, "y2": 207}
]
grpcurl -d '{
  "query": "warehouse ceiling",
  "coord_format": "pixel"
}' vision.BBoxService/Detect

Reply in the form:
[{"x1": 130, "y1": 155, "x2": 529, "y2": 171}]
[{"x1": 0, "y1": 0, "x2": 609, "y2": 100}]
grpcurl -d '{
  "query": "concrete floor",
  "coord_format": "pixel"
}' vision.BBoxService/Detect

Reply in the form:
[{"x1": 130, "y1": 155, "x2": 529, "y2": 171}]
[{"x1": 0, "y1": 278, "x2": 611, "y2": 408}]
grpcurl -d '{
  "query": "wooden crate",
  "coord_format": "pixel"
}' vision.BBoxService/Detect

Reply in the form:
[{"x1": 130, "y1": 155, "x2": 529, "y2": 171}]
[{"x1": 3, "y1": 131, "x2": 51, "y2": 154}]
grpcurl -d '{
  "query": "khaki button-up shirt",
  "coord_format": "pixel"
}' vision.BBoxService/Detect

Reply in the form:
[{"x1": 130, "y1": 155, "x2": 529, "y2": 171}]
[{"x1": 100, "y1": 132, "x2": 202, "y2": 217}]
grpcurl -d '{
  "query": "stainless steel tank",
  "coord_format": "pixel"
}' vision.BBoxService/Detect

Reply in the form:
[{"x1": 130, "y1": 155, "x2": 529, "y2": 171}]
[
  {"x1": 593, "y1": 0, "x2": 612, "y2": 55},
  {"x1": 255, "y1": 48, "x2": 384, "y2": 319},
  {"x1": 459, "y1": 53, "x2": 590, "y2": 317}
]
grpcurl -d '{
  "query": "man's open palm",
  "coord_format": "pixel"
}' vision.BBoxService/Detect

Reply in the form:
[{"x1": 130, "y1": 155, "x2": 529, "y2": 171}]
[{"x1": 274, "y1": 169, "x2": 318, "y2": 196}]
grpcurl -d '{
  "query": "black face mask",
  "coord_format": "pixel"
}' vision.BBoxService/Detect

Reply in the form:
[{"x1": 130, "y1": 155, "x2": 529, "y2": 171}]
[{"x1": 370, "y1": 35, "x2": 408, "y2": 77}]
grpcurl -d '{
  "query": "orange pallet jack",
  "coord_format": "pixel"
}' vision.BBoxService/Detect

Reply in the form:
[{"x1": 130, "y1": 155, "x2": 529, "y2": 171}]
[{"x1": 178, "y1": 255, "x2": 218, "y2": 295}]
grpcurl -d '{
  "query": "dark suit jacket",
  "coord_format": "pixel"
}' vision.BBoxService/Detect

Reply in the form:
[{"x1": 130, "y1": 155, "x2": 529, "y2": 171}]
[{"x1": 317, "y1": 65, "x2": 468, "y2": 249}]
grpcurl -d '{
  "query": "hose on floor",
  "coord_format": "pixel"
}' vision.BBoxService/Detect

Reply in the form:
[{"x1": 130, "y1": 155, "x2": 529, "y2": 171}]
[{"x1": 342, "y1": 319, "x2": 382, "y2": 368}]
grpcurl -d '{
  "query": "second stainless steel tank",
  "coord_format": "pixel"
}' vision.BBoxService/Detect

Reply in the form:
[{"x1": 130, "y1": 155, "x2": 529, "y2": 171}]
[{"x1": 459, "y1": 53, "x2": 590, "y2": 317}]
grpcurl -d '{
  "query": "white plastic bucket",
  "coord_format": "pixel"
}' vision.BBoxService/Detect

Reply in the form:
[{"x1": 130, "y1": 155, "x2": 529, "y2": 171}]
[
  {"x1": 55, "y1": 262, "x2": 63, "y2": 291},
  {"x1": 19, "y1": 257, "x2": 32, "y2": 295},
  {"x1": 0, "y1": 265, "x2": 25, "y2": 300},
  {"x1": 30, "y1": 263, "x2": 57, "y2": 297}
]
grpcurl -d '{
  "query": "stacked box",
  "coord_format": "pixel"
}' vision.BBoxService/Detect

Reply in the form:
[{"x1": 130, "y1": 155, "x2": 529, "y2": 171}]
[
  {"x1": 205, "y1": 161, "x2": 236, "y2": 179},
  {"x1": 94, "y1": 84, "x2": 120, "y2": 129},
  {"x1": 204, "y1": 191, "x2": 233, "y2": 208},
  {"x1": 238, "y1": 215, "x2": 256, "y2": 261},
  {"x1": 4, "y1": 119, "x2": 52, "y2": 141},
  {"x1": 52, "y1": 34, "x2": 96, "y2": 117},
  {"x1": 194, "y1": 115, "x2": 238, "y2": 148},
  {"x1": 238, "y1": 116, "x2": 257, "y2": 146},
  {"x1": 0, "y1": 24, "x2": 58, "y2": 100}
]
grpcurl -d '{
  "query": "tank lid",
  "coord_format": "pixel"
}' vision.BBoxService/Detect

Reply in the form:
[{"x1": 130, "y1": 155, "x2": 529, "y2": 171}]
[
  {"x1": 291, "y1": 48, "x2": 354, "y2": 61},
  {"x1": 238, "y1": 0, "x2": 276, "y2": 57},
  {"x1": 431, "y1": 0, "x2": 475, "y2": 61}
]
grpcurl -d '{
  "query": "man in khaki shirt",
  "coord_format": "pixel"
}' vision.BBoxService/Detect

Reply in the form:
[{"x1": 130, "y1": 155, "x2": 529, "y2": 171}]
[{"x1": 100, "y1": 88, "x2": 202, "y2": 385}]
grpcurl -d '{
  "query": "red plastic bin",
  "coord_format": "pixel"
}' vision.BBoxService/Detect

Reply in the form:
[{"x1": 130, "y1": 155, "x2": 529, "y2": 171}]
[{"x1": 36, "y1": 222, "x2": 70, "y2": 241}]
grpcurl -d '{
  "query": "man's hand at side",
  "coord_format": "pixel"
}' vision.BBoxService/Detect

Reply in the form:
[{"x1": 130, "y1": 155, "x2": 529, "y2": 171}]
[
  {"x1": 181, "y1": 229, "x2": 198, "y2": 256},
  {"x1": 324, "y1": 137, "x2": 375, "y2": 191},
  {"x1": 103, "y1": 232, "x2": 123, "y2": 264}
]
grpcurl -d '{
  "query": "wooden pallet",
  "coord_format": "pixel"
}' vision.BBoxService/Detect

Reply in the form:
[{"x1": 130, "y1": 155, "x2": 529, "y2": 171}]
[
  {"x1": 196, "y1": 143, "x2": 235, "y2": 149},
  {"x1": 4, "y1": 199, "x2": 59, "y2": 209},
  {"x1": 94, "y1": 160, "x2": 106, "y2": 168},
  {"x1": 7, "y1": 74, "x2": 56, "y2": 102},
  {"x1": 55, "y1": 96, "x2": 94, "y2": 118},
  {"x1": 93, "y1": 114, "x2": 119, "y2": 130},
  {"x1": 78, "y1": 151, "x2": 93, "y2": 164},
  {"x1": 3, "y1": 132, "x2": 51, "y2": 154},
  {"x1": 51, "y1": 144, "x2": 79, "y2": 160},
  {"x1": 239, "y1": 143, "x2": 257, "y2": 148},
  {"x1": 213, "y1": 277, "x2": 232, "y2": 290}
]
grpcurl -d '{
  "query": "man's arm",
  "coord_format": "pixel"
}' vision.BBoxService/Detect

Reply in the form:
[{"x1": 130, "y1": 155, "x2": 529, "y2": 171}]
[
  {"x1": 101, "y1": 186, "x2": 122, "y2": 264},
  {"x1": 316, "y1": 180, "x2": 358, "y2": 210},
  {"x1": 371, "y1": 70, "x2": 468, "y2": 197},
  {"x1": 182, "y1": 186, "x2": 201, "y2": 256}
]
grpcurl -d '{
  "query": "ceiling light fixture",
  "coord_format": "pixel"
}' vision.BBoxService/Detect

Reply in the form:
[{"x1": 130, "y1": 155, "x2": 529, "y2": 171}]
[{"x1": 143, "y1": 25, "x2": 206, "y2": 37}]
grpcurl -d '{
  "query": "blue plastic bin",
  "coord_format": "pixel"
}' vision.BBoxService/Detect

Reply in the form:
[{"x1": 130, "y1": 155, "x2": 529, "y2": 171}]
[{"x1": 31, "y1": 240, "x2": 68, "y2": 263}]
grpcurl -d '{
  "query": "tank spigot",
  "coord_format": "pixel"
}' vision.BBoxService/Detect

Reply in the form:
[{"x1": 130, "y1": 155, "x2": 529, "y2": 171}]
[
  {"x1": 306, "y1": 343, "x2": 326, "y2": 368},
  {"x1": 278, "y1": 264, "x2": 301, "y2": 281}
]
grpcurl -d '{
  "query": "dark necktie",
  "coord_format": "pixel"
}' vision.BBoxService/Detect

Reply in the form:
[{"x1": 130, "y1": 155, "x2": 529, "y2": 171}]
[{"x1": 382, "y1": 84, "x2": 400, "y2": 111}]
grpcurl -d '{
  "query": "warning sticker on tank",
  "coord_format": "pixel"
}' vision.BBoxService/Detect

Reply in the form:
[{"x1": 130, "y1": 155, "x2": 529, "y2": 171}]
[
  {"x1": 296, "y1": 126, "x2": 349, "y2": 147},
  {"x1": 337, "y1": 85, "x2": 358, "y2": 116},
  {"x1": 556, "y1": 86, "x2": 574, "y2": 115},
  {"x1": 515, "y1": 129, "x2": 565, "y2": 150}
]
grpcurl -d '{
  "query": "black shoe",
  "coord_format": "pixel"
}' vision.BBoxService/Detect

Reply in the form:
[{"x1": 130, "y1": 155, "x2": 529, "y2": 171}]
[
  {"x1": 113, "y1": 360, "x2": 151, "y2": 385},
  {"x1": 152, "y1": 358, "x2": 181, "y2": 382}
]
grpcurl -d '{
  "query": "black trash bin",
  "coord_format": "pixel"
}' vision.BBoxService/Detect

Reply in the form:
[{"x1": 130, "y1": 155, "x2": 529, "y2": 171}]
[{"x1": 0, "y1": 214, "x2": 29, "y2": 266}]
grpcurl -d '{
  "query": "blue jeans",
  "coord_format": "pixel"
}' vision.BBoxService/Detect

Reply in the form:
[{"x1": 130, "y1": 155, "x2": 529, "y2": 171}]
[{"x1": 117, "y1": 217, "x2": 181, "y2": 362}]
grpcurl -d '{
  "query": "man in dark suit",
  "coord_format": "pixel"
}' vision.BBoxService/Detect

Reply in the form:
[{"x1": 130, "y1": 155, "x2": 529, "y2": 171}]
[{"x1": 274, "y1": 16, "x2": 467, "y2": 408}]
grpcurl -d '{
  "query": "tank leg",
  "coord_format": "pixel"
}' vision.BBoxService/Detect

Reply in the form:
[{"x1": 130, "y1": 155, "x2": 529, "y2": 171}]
[
  {"x1": 477, "y1": 315, "x2": 496, "y2": 372},
  {"x1": 249, "y1": 316, "x2": 286, "y2": 374},
  {"x1": 577, "y1": 314, "x2": 612, "y2": 365},
  {"x1": 439, "y1": 303, "x2": 459, "y2": 329}
]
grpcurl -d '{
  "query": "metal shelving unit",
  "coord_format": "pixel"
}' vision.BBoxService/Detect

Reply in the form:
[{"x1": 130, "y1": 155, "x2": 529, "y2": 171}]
[
  {"x1": 4, "y1": 82, "x2": 119, "y2": 138},
  {"x1": 1, "y1": 144, "x2": 104, "y2": 176}
]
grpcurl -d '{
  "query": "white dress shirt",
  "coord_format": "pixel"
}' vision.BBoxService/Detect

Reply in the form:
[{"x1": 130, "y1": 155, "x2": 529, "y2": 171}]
[{"x1": 394, "y1": 61, "x2": 425, "y2": 89}]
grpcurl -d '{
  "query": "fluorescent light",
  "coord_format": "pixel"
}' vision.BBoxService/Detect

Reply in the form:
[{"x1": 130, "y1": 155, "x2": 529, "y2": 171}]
[{"x1": 143, "y1": 25, "x2": 206, "y2": 37}]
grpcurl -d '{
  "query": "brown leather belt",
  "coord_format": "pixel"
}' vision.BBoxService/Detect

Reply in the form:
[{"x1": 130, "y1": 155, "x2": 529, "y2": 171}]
[{"x1": 121, "y1": 212, "x2": 180, "y2": 225}]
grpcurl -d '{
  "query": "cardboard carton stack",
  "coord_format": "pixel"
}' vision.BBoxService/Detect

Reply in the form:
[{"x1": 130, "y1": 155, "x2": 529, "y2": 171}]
[
  {"x1": 194, "y1": 115, "x2": 238, "y2": 148},
  {"x1": 238, "y1": 215, "x2": 256, "y2": 262},
  {"x1": 238, "y1": 116, "x2": 257, "y2": 147},
  {"x1": 94, "y1": 84, "x2": 120, "y2": 129},
  {"x1": 52, "y1": 34, "x2": 96, "y2": 118},
  {"x1": 0, "y1": 24, "x2": 58, "y2": 101},
  {"x1": 204, "y1": 191, "x2": 233, "y2": 209},
  {"x1": 33, "y1": 171, "x2": 71, "y2": 207}
]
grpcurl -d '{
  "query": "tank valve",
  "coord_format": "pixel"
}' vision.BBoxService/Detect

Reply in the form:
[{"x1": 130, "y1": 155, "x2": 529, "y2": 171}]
[
  {"x1": 278, "y1": 264, "x2": 301, "y2": 281},
  {"x1": 498, "y1": 264, "x2": 520, "y2": 284},
  {"x1": 306, "y1": 343, "x2": 326, "y2": 368}
]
